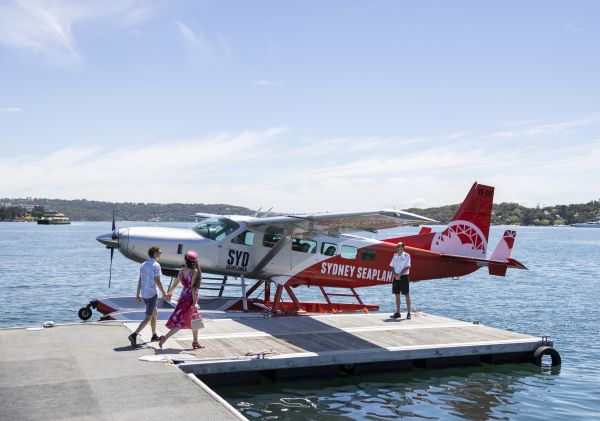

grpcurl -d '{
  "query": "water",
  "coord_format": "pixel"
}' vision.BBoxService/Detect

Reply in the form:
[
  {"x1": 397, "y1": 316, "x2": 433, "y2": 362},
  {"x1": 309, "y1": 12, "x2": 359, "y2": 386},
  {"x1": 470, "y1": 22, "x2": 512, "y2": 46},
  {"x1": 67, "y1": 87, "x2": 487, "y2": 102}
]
[{"x1": 1, "y1": 222, "x2": 599, "y2": 419}]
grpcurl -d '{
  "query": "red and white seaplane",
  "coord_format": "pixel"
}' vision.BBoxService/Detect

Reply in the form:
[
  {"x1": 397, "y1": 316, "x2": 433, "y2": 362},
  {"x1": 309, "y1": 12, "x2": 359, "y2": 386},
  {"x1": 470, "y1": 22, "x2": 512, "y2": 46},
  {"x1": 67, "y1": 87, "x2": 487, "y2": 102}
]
[{"x1": 81, "y1": 182, "x2": 526, "y2": 320}]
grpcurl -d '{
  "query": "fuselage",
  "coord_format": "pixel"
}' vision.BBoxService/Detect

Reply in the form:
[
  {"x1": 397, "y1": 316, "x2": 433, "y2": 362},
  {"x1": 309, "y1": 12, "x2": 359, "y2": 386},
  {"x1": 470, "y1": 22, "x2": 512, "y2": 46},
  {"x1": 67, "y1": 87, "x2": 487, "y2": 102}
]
[{"x1": 97, "y1": 216, "x2": 479, "y2": 287}]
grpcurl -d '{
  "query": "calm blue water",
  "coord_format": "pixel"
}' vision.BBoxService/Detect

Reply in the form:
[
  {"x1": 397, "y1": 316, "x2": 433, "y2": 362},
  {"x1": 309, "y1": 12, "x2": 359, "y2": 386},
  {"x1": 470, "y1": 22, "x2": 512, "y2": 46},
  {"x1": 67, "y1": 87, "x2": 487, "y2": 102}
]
[{"x1": 1, "y1": 222, "x2": 599, "y2": 420}]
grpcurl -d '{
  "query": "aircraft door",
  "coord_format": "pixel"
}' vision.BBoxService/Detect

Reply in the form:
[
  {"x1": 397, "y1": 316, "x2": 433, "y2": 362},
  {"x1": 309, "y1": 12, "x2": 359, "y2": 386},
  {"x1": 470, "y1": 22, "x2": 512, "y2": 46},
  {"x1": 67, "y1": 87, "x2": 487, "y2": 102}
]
[
  {"x1": 221, "y1": 230, "x2": 256, "y2": 275},
  {"x1": 258, "y1": 226, "x2": 290, "y2": 273},
  {"x1": 291, "y1": 237, "x2": 317, "y2": 269}
]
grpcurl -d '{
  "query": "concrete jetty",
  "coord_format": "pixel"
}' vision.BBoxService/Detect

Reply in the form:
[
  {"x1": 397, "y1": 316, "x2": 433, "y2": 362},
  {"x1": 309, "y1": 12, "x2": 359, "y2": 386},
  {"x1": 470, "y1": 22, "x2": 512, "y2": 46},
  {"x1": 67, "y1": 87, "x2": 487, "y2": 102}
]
[{"x1": 0, "y1": 323, "x2": 245, "y2": 421}]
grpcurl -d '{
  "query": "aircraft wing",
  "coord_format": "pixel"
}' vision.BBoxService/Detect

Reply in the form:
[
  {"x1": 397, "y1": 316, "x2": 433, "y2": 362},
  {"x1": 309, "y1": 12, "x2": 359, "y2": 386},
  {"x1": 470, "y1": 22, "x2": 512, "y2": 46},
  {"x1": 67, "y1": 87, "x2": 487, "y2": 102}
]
[{"x1": 244, "y1": 210, "x2": 438, "y2": 236}]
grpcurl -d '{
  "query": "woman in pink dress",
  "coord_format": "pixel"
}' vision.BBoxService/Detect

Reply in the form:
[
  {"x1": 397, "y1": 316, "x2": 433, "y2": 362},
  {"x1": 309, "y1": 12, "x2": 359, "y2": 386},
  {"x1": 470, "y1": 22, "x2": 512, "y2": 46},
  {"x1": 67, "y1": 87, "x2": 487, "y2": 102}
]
[{"x1": 158, "y1": 250, "x2": 204, "y2": 349}]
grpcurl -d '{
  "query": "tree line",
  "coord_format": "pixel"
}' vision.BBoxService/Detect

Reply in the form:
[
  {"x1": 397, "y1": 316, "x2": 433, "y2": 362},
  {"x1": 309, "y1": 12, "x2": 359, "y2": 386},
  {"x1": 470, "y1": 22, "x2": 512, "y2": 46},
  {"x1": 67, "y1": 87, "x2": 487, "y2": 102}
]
[
  {"x1": 1, "y1": 197, "x2": 599, "y2": 225},
  {"x1": 0, "y1": 199, "x2": 254, "y2": 222},
  {"x1": 405, "y1": 200, "x2": 600, "y2": 226}
]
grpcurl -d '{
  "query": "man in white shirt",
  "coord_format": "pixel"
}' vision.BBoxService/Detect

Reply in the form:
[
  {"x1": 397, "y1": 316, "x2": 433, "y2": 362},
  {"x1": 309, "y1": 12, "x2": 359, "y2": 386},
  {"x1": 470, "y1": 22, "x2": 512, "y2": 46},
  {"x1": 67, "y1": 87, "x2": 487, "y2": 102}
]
[
  {"x1": 389, "y1": 242, "x2": 412, "y2": 320},
  {"x1": 128, "y1": 245, "x2": 168, "y2": 347}
]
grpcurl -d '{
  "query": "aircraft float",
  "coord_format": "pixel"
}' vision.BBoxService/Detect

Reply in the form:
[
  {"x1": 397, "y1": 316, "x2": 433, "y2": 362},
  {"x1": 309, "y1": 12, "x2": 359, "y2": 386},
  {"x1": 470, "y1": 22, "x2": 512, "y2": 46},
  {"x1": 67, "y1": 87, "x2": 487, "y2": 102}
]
[{"x1": 81, "y1": 182, "x2": 526, "y2": 320}]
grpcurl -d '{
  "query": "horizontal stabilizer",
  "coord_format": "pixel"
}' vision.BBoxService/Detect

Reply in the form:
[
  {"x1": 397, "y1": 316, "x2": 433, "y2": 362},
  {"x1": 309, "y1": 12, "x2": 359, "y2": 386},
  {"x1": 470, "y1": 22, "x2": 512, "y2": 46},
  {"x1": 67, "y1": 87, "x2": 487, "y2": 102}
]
[{"x1": 441, "y1": 253, "x2": 528, "y2": 276}]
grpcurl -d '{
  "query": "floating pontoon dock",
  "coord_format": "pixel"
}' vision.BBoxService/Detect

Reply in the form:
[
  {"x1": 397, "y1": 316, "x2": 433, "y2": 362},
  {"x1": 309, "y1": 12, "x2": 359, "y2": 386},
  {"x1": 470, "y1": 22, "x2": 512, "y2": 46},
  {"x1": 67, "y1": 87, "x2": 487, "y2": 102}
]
[
  {"x1": 0, "y1": 311, "x2": 559, "y2": 420},
  {"x1": 131, "y1": 311, "x2": 557, "y2": 386}
]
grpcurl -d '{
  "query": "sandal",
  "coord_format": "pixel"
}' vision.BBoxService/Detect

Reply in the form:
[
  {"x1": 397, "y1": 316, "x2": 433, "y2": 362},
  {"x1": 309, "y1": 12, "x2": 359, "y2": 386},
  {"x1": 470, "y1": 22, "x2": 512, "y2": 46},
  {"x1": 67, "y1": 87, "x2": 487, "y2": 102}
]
[
  {"x1": 158, "y1": 335, "x2": 166, "y2": 349},
  {"x1": 192, "y1": 341, "x2": 205, "y2": 350}
]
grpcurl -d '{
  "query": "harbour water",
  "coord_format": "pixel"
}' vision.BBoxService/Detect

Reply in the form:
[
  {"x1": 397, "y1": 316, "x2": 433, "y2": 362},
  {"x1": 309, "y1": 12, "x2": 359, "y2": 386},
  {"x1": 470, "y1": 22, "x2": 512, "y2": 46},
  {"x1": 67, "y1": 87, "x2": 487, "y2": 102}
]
[{"x1": 0, "y1": 222, "x2": 599, "y2": 420}]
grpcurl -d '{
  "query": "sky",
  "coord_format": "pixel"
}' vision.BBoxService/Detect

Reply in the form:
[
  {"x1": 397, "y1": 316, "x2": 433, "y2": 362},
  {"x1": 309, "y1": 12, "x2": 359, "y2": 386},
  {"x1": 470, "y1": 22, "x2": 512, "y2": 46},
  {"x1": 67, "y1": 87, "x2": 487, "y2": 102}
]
[{"x1": 1, "y1": 0, "x2": 599, "y2": 213}]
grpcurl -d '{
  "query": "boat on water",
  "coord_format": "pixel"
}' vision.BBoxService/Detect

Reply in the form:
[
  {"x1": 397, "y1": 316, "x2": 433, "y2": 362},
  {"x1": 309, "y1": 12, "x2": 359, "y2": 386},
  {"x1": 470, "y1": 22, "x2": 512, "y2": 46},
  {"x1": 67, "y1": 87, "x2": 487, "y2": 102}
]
[
  {"x1": 37, "y1": 210, "x2": 71, "y2": 225},
  {"x1": 571, "y1": 220, "x2": 600, "y2": 228}
]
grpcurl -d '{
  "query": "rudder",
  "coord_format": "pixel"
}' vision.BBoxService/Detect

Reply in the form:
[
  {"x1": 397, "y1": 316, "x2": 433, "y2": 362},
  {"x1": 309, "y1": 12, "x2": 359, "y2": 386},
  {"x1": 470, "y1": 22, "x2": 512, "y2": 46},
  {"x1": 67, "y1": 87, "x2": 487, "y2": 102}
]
[{"x1": 430, "y1": 182, "x2": 494, "y2": 259}]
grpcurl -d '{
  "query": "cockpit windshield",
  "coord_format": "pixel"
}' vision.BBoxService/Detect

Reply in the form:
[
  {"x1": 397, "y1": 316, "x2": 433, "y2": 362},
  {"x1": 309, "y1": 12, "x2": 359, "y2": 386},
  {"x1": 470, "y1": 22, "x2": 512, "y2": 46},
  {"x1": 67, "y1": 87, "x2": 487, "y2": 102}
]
[{"x1": 192, "y1": 217, "x2": 240, "y2": 241}]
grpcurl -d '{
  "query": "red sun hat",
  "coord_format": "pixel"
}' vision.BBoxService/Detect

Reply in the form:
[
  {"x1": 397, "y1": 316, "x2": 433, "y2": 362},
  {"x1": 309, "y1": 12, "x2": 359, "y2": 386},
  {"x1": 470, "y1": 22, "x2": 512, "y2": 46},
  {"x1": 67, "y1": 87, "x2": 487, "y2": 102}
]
[{"x1": 184, "y1": 250, "x2": 198, "y2": 261}]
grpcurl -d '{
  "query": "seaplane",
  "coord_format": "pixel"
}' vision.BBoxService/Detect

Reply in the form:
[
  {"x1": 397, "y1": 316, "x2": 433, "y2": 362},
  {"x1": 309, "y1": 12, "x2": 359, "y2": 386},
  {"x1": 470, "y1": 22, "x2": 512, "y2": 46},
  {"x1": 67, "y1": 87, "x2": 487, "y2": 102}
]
[{"x1": 81, "y1": 182, "x2": 527, "y2": 320}]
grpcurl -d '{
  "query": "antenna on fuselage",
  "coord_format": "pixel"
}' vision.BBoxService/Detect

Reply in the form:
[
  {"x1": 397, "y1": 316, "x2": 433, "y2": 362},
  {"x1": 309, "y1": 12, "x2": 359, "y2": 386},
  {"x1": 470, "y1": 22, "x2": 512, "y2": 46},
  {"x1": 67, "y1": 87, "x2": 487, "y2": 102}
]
[
  {"x1": 263, "y1": 206, "x2": 273, "y2": 218},
  {"x1": 253, "y1": 207, "x2": 263, "y2": 217}
]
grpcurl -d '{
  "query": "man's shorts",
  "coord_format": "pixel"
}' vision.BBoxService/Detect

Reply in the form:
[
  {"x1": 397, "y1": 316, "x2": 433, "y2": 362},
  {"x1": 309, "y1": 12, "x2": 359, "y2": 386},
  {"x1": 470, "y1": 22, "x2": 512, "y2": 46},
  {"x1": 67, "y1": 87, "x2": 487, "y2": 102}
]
[
  {"x1": 392, "y1": 275, "x2": 410, "y2": 295},
  {"x1": 143, "y1": 294, "x2": 158, "y2": 316}
]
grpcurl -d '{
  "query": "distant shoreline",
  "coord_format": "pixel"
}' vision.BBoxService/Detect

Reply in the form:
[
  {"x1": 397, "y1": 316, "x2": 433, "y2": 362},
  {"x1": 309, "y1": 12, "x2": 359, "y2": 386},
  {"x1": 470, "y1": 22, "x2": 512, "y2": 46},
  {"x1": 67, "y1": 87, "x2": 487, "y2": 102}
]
[
  {"x1": 0, "y1": 219, "x2": 590, "y2": 228},
  {"x1": 2, "y1": 197, "x2": 599, "y2": 226}
]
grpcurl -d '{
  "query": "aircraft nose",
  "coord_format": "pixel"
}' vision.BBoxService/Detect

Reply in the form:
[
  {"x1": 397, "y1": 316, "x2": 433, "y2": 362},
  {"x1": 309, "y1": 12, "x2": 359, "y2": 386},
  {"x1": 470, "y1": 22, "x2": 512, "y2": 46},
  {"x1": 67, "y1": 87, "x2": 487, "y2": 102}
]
[{"x1": 96, "y1": 231, "x2": 118, "y2": 248}]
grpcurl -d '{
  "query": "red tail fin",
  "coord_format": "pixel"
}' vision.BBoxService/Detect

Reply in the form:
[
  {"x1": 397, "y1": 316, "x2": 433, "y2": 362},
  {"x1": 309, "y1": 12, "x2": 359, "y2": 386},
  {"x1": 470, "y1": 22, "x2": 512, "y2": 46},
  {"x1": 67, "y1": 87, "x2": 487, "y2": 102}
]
[
  {"x1": 450, "y1": 182, "x2": 494, "y2": 240},
  {"x1": 429, "y1": 182, "x2": 494, "y2": 258}
]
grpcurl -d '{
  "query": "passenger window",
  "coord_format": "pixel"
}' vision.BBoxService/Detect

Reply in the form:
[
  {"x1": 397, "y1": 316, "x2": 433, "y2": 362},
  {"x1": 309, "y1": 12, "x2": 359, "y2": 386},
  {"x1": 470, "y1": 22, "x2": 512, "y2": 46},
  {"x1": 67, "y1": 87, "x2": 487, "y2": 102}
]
[
  {"x1": 232, "y1": 231, "x2": 254, "y2": 246},
  {"x1": 263, "y1": 226, "x2": 284, "y2": 248},
  {"x1": 340, "y1": 245, "x2": 357, "y2": 260},
  {"x1": 361, "y1": 249, "x2": 376, "y2": 261},
  {"x1": 292, "y1": 238, "x2": 316, "y2": 253},
  {"x1": 321, "y1": 242, "x2": 337, "y2": 256}
]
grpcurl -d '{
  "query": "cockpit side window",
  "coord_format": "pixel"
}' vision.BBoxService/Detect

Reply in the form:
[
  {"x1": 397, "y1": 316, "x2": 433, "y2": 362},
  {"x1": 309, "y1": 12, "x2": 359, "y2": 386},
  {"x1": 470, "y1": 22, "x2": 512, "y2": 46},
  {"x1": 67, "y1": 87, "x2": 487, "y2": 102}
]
[
  {"x1": 321, "y1": 242, "x2": 337, "y2": 256},
  {"x1": 263, "y1": 226, "x2": 284, "y2": 248},
  {"x1": 232, "y1": 230, "x2": 255, "y2": 246},
  {"x1": 192, "y1": 217, "x2": 240, "y2": 241}
]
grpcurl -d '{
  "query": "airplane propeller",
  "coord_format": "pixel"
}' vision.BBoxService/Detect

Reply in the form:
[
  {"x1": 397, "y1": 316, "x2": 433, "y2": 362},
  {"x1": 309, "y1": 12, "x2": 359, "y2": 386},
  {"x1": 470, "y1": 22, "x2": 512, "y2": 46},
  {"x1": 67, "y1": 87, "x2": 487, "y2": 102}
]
[
  {"x1": 109, "y1": 211, "x2": 116, "y2": 288},
  {"x1": 96, "y1": 214, "x2": 121, "y2": 288}
]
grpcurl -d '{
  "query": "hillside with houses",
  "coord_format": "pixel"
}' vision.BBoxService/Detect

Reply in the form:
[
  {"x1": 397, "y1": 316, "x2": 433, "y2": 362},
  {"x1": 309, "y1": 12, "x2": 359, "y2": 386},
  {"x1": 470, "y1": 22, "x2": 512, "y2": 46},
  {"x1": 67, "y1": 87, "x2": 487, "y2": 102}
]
[{"x1": 2, "y1": 198, "x2": 599, "y2": 226}]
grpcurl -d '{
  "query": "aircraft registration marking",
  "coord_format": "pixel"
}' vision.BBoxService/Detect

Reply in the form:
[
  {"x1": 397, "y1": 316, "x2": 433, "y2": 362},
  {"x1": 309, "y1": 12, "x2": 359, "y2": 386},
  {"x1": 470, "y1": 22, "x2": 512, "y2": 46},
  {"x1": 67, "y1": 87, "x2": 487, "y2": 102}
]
[{"x1": 226, "y1": 249, "x2": 250, "y2": 272}]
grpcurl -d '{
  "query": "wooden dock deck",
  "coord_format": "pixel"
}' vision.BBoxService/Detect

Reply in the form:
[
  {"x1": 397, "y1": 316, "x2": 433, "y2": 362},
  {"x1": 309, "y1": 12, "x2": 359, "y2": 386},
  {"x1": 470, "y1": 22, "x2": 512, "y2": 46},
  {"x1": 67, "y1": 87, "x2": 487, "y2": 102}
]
[{"x1": 131, "y1": 311, "x2": 551, "y2": 386}]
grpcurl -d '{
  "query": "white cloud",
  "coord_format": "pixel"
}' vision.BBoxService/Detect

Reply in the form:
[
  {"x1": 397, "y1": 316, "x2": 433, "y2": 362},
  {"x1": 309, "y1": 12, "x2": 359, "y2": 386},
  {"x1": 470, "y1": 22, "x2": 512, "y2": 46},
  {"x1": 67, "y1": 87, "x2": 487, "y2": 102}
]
[
  {"x1": 3, "y1": 116, "x2": 600, "y2": 213},
  {"x1": 565, "y1": 22, "x2": 588, "y2": 32},
  {"x1": 175, "y1": 21, "x2": 231, "y2": 65},
  {"x1": 0, "y1": 0, "x2": 156, "y2": 65},
  {"x1": 485, "y1": 114, "x2": 600, "y2": 140},
  {"x1": 176, "y1": 21, "x2": 209, "y2": 54},
  {"x1": 0, "y1": 107, "x2": 22, "y2": 112},
  {"x1": 252, "y1": 80, "x2": 284, "y2": 87}
]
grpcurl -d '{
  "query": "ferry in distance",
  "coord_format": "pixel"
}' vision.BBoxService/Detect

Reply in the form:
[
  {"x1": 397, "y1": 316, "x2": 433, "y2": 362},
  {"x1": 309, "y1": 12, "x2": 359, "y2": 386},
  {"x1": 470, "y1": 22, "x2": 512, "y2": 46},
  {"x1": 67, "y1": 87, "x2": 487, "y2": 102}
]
[
  {"x1": 571, "y1": 220, "x2": 600, "y2": 228},
  {"x1": 37, "y1": 210, "x2": 71, "y2": 225}
]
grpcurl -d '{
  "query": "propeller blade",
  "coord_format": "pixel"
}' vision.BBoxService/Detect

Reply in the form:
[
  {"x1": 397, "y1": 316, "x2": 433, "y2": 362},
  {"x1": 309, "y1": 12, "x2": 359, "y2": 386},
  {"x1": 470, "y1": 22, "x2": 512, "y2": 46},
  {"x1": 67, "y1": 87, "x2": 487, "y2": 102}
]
[
  {"x1": 109, "y1": 247, "x2": 114, "y2": 288},
  {"x1": 109, "y1": 211, "x2": 117, "y2": 288}
]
